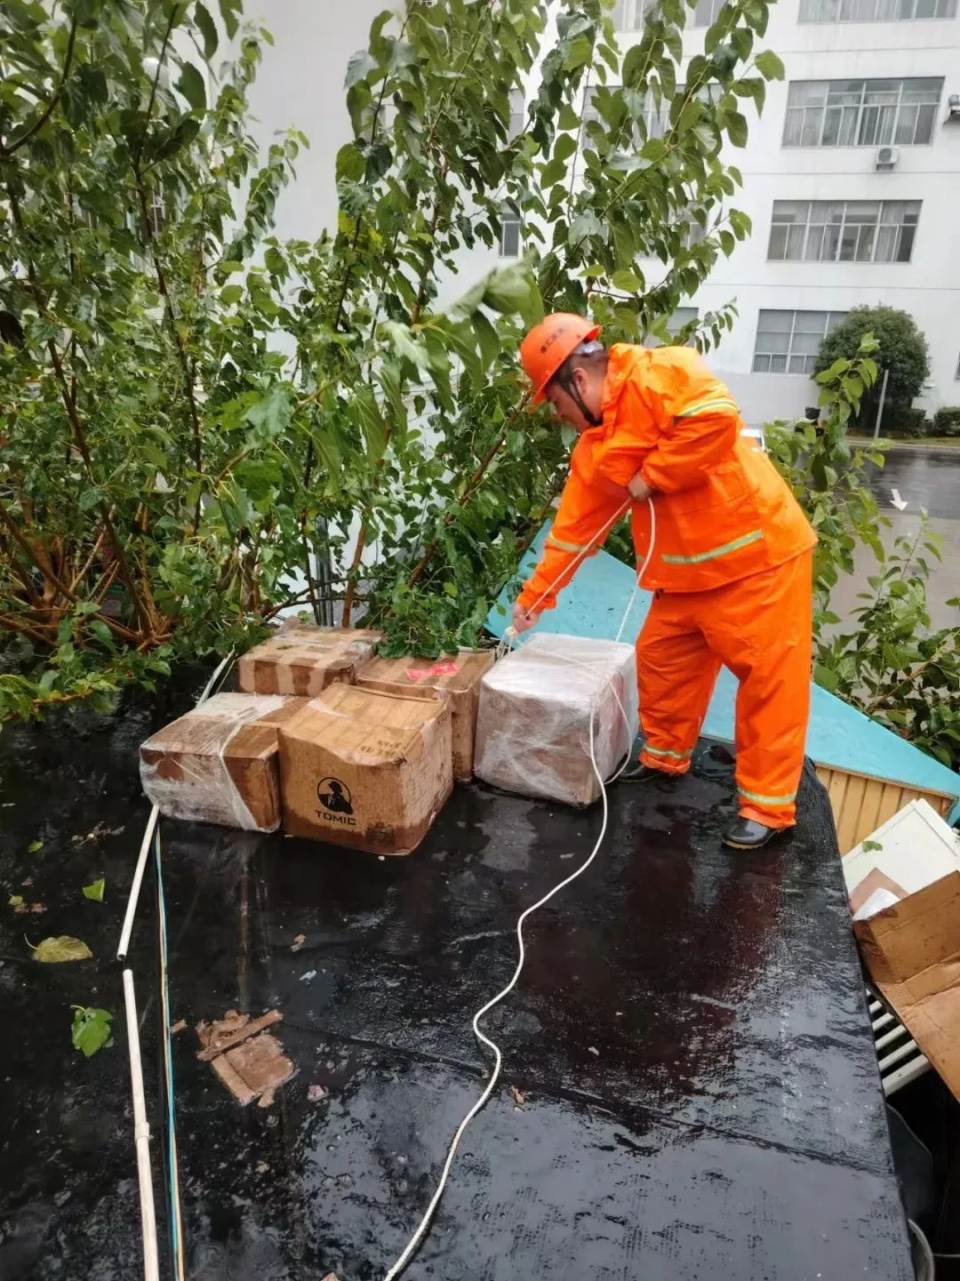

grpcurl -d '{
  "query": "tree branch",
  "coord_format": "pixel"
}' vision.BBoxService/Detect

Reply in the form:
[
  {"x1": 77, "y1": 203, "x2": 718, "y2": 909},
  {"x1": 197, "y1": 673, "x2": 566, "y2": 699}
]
[{"x1": 0, "y1": 16, "x2": 78, "y2": 157}]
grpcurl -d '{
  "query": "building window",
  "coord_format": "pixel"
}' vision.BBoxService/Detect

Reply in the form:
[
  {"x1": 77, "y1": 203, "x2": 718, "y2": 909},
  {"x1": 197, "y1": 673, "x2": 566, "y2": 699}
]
[
  {"x1": 800, "y1": 0, "x2": 956, "y2": 19},
  {"x1": 955, "y1": 352, "x2": 960, "y2": 379},
  {"x1": 509, "y1": 90, "x2": 525, "y2": 140},
  {"x1": 645, "y1": 308, "x2": 699, "y2": 346},
  {"x1": 768, "y1": 200, "x2": 920, "y2": 263},
  {"x1": 611, "y1": 0, "x2": 649, "y2": 27},
  {"x1": 752, "y1": 310, "x2": 847, "y2": 374},
  {"x1": 783, "y1": 78, "x2": 942, "y2": 147},
  {"x1": 691, "y1": 0, "x2": 726, "y2": 23},
  {"x1": 499, "y1": 207, "x2": 521, "y2": 258}
]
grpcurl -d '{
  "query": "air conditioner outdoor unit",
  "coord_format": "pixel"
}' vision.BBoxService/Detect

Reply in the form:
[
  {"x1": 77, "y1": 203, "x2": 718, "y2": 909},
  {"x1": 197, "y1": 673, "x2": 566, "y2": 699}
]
[{"x1": 875, "y1": 145, "x2": 899, "y2": 171}]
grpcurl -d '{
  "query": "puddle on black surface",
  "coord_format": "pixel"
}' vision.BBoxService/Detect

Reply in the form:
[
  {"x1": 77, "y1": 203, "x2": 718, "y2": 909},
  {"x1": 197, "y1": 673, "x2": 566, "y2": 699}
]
[{"x1": 0, "y1": 679, "x2": 913, "y2": 1280}]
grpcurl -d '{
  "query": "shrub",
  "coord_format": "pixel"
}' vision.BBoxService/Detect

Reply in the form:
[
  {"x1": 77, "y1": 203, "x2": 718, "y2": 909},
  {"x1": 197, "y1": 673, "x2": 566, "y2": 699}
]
[
  {"x1": 880, "y1": 405, "x2": 930, "y2": 439},
  {"x1": 933, "y1": 407, "x2": 960, "y2": 438}
]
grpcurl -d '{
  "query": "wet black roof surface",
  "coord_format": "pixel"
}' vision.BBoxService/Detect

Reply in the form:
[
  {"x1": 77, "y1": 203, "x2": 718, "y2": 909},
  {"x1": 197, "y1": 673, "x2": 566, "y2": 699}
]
[{"x1": 0, "y1": 675, "x2": 913, "y2": 1280}]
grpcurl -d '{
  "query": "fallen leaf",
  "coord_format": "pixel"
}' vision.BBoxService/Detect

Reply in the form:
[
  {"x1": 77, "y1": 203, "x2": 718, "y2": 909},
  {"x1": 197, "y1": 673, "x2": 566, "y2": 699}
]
[
  {"x1": 13, "y1": 901, "x2": 45, "y2": 914},
  {"x1": 588, "y1": 1046, "x2": 600, "y2": 1057},
  {"x1": 300, "y1": 970, "x2": 317, "y2": 983},
  {"x1": 510, "y1": 1085, "x2": 525, "y2": 1107},
  {"x1": 256, "y1": 1161, "x2": 268, "y2": 1174},
  {"x1": 21, "y1": 876, "x2": 33, "y2": 887},
  {"x1": 8, "y1": 895, "x2": 23, "y2": 907},
  {"x1": 28, "y1": 840, "x2": 43, "y2": 854},
  {"x1": 308, "y1": 1084, "x2": 328, "y2": 1102},
  {"x1": 32, "y1": 935, "x2": 93, "y2": 963},
  {"x1": 171, "y1": 1019, "x2": 187, "y2": 1035},
  {"x1": 82, "y1": 878, "x2": 105, "y2": 903},
  {"x1": 71, "y1": 1006, "x2": 113, "y2": 1057},
  {"x1": 291, "y1": 934, "x2": 306, "y2": 952}
]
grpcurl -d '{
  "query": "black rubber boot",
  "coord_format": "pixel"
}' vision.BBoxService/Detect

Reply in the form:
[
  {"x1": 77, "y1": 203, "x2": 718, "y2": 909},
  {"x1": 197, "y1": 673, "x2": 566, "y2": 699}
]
[
  {"x1": 617, "y1": 760, "x2": 671, "y2": 784},
  {"x1": 722, "y1": 817, "x2": 780, "y2": 850}
]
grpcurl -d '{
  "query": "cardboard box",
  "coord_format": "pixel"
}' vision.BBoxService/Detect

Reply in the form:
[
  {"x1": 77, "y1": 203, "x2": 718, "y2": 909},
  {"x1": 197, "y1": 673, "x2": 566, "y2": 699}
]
[
  {"x1": 854, "y1": 872, "x2": 960, "y2": 1102},
  {"x1": 278, "y1": 683, "x2": 453, "y2": 855},
  {"x1": 356, "y1": 650, "x2": 495, "y2": 782},
  {"x1": 842, "y1": 799, "x2": 960, "y2": 920},
  {"x1": 140, "y1": 692, "x2": 307, "y2": 832},
  {"x1": 238, "y1": 625, "x2": 382, "y2": 698},
  {"x1": 473, "y1": 634, "x2": 639, "y2": 807}
]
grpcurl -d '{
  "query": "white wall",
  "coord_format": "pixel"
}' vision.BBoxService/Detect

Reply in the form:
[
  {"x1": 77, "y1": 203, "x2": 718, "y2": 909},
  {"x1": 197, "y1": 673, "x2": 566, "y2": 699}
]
[
  {"x1": 622, "y1": 7, "x2": 960, "y2": 423},
  {"x1": 245, "y1": 2, "x2": 960, "y2": 428}
]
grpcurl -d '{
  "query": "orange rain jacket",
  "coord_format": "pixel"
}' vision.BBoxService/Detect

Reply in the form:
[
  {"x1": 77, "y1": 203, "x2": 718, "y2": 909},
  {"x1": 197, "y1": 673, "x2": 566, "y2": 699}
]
[{"x1": 517, "y1": 344, "x2": 816, "y2": 612}]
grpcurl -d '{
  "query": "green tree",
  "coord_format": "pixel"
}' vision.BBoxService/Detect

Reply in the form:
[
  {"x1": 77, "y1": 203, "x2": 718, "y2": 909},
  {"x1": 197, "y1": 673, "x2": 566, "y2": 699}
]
[
  {"x1": 0, "y1": 0, "x2": 789, "y2": 716},
  {"x1": 814, "y1": 306, "x2": 931, "y2": 426},
  {"x1": 767, "y1": 339, "x2": 960, "y2": 770}
]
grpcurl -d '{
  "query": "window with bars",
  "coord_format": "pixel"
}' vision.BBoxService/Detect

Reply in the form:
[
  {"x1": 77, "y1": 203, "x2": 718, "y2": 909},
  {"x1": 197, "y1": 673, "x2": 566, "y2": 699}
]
[
  {"x1": 783, "y1": 78, "x2": 943, "y2": 147},
  {"x1": 753, "y1": 310, "x2": 847, "y2": 374},
  {"x1": 768, "y1": 200, "x2": 920, "y2": 263},
  {"x1": 610, "y1": 0, "x2": 650, "y2": 27},
  {"x1": 499, "y1": 207, "x2": 521, "y2": 258},
  {"x1": 645, "y1": 308, "x2": 699, "y2": 347},
  {"x1": 509, "y1": 90, "x2": 525, "y2": 140},
  {"x1": 799, "y1": 0, "x2": 956, "y2": 20},
  {"x1": 692, "y1": 0, "x2": 726, "y2": 24}
]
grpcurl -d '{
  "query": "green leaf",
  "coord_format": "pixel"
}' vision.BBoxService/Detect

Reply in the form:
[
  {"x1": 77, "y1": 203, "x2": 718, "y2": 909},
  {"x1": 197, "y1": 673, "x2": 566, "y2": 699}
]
[
  {"x1": 194, "y1": 3, "x2": 218, "y2": 60},
  {"x1": 176, "y1": 63, "x2": 207, "y2": 113},
  {"x1": 725, "y1": 111, "x2": 749, "y2": 148},
  {"x1": 32, "y1": 936, "x2": 93, "y2": 963},
  {"x1": 755, "y1": 50, "x2": 785, "y2": 80},
  {"x1": 218, "y1": 0, "x2": 242, "y2": 38},
  {"x1": 28, "y1": 840, "x2": 42, "y2": 854},
  {"x1": 88, "y1": 621, "x2": 115, "y2": 648},
  {"x1": 553, "y1": 133, "x2": 578, "y2": 163},
  {"x1": 71, "y1": 1006, "x2": 113, "y2": 1058},
  {"x1": 220, "y1": 284, "x2": 243, "y2": 306},
  {"x1": 336, "y1": 143, "x2": 365, "y2": 182},
  {"x1": 353, "y1": 389, "x2": 388, "y2": 460},
  {"x1": 82, "y1": 878, "x2": 105, "y2": 903},
  {"x1": 345, "y1": 50, "x2": 377, "y2": 88},
  {"x1": 482, "y1": 263, "x2": 542, "y2": 325},
  {"x1": 612, "y1": 268, "x2": 644, "y2": 293},
  {"x1": 862, "y1": 840, "x2": 883, "y2": 853},
  {"x1": 8, "y1": 895, "x2": 23, "y2": 908}
]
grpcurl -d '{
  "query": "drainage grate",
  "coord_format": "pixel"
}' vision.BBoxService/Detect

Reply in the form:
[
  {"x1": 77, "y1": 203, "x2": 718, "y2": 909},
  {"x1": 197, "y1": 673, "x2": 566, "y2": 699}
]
[{"x1": 866, "y1": 983, "x2": 930, "y2": 1096}]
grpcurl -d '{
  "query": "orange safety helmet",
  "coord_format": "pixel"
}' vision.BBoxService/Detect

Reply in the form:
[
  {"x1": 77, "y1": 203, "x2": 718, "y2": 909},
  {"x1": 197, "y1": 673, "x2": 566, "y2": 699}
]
[{"x1": 520, "y1": 313, "x2": 601, "y2": 405}]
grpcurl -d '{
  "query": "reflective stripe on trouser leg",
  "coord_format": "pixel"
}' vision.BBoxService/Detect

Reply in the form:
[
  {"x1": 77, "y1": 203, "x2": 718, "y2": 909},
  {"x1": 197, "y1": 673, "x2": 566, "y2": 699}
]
[
  {"x1": 635, "y1": 594, "x2": 722, "y2": 775},
  {"x1": 700, "y1": 551, "x2": 813, "y2": 829}
]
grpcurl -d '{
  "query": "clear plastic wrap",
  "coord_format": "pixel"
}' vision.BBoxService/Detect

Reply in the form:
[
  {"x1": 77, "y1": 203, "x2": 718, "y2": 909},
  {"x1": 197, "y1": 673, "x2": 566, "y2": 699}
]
[
  {"x1": 140, "y1": 692, "x2": 304, "y2": 832},
  {"x1": 473, "y1": 634, "x2": 639, "y2": 807},
  {"x1": 238, "y1": 624, "x2": 382, "y2": 697}
]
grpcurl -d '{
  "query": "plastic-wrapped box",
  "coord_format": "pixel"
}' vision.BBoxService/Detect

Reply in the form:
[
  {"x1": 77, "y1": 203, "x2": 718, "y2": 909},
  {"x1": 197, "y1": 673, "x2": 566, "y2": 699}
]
[
  {"x1": 356, "y1": 650, "x2": 495, "y2": 783},
  {"x1": 473, "y1": 634, "x2": 639, "y2": 807},
  {"x1": 238, "y1": 624, "x2": 382, "y2": 698},
  {"x1": 140, "y1": 692, "x2": 307, "y2": 832}
]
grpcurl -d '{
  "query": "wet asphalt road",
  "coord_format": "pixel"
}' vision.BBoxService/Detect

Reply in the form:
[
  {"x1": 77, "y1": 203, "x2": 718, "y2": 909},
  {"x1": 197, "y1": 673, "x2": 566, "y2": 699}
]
[
  {"x1": 833, "y1": 446, "x2": 960, "y2": 631},
  {"x1": 866, "y1": 446, "x2": 960, "y2": 519}
]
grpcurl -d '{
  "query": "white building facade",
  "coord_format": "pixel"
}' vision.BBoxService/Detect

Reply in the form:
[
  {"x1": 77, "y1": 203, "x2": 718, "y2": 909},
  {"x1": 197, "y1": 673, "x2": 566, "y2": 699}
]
[{"x1": 250, "y1": 0, "x2": 960, "y2": 427}]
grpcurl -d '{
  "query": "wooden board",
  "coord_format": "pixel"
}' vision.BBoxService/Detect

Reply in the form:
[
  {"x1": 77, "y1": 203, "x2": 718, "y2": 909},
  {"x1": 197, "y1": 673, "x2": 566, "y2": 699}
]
[{"x1": 816, "y1": 766, "x2": 953, "y2": 855}]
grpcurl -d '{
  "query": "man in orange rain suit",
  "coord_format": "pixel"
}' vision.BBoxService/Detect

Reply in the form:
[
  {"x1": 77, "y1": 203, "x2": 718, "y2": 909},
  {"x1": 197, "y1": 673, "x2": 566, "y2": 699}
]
[{"x1": 512, "y1": 313, "x2": 817, "y2": 851}]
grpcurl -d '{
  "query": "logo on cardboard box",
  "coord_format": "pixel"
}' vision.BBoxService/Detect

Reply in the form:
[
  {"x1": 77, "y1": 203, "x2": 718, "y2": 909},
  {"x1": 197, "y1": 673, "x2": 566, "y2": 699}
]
[{"x1": 316, "y1": 777, "x2": 357, "y2": 826}]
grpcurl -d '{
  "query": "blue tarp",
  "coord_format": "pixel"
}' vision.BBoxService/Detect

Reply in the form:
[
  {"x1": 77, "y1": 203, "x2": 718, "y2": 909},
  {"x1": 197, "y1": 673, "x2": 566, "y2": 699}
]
[{"x1": 487, "y1": 525, "x2": 960, "y2": 822}]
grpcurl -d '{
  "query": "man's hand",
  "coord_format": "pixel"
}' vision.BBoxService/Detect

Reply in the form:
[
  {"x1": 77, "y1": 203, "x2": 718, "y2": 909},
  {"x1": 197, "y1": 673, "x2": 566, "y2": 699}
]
[
  {"x1": 627, "y1": 469, "x2": 653, "y2": 502},
  {"x1": 512, "y1": 602, "x2": 540, "y2": 635}
]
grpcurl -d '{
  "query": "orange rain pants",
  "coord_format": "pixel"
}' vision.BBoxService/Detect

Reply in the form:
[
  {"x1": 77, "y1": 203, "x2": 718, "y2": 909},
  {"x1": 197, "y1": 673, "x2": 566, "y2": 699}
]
[{"x1": 636, "y1": 549, "x2": 813, "y2": 829}]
